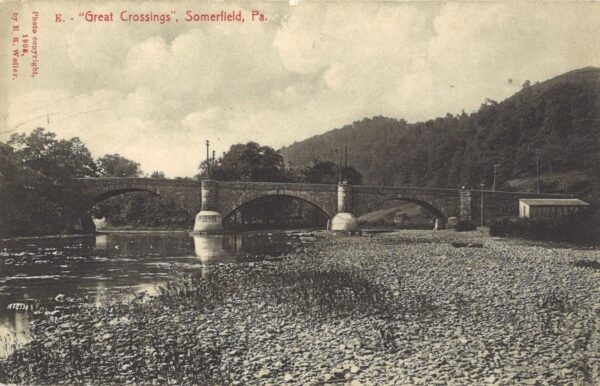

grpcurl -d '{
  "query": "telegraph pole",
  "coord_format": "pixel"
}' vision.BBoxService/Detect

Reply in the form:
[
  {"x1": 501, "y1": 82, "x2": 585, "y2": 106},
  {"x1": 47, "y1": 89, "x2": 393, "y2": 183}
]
[
  {"x1": 535, "y1": 149, "x2": 540, "y2": 193},
  {"x1": 479, "y1": 183, "x2": 485, "y2": 227},
  {"x1": 335, "y1": 148, "x2": 342, "y2": 183},
  {"x1": 344, "y1": 145, "x2": 348, "y2": 183},
  {"x1": 205, "y1": 140, "x2": 210, "y2": 179},
  {"x1": 492, "y1": 164, "x2": 500, "y2": 191}
]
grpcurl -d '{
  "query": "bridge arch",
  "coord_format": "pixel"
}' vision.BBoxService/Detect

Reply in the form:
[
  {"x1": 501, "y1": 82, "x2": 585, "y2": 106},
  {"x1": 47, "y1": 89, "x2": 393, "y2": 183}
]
[
  {"x1": 76, "y1": 178, "x2": 202, "y2": 215},
  {"x1": 222, "y1": 193, "x2": 332, "y2": 221},
  {"x1": 92, "y1": 188, "x2": 160, "y2": 205}
]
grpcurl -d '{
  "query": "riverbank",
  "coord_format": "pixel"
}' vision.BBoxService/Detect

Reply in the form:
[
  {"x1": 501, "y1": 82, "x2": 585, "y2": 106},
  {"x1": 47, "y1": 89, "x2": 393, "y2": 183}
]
[{"x1": 1, "y1": 230, "x2": 599, "y2": 385}]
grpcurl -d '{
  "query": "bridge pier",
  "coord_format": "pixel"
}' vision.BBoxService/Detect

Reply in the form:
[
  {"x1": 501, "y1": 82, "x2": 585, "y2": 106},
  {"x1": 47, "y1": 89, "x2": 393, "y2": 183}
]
[
  {"x1": 459, "y1": 189, "x2": 473, "y2": 221},
  {"x1": 331, "y1": 183, "x2": 359, "y2": 231},
  {"x1": 193, "y1": 180, "x2": 224, "y2": 234}
]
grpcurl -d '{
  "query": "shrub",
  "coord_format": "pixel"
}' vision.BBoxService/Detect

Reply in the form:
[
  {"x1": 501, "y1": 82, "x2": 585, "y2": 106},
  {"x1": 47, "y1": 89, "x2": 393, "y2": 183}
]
[
  {"x1": 573, "y1": 260, "x2": 600, "y2": 270},
  {"x1": 489, "y1": 217, "x2": 519, "y2": 237},
  {"x1": 455, "y1": 219, "x2": 477, "y2": 232},
  {"x1": 263, "y1": 268, "x2": 394, "y2": 318},
  {"x1": 539, "y1": 288, "x2": 574, "y2": 314},
  {"x1": 488, "y1": 209, "x2": 599, "y2": 245}
]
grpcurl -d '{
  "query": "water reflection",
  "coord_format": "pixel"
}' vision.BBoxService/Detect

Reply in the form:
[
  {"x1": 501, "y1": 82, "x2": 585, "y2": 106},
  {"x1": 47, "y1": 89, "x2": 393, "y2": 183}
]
[
  {"x1": 0, "y1": 231, "x2": 307, "y2": 357},
  {"x1": 193, "y1": 235, "x2": 223, "y2": 279},
  {"x1": 193, "y1": 235, "x2": 224, "y2": 263}
]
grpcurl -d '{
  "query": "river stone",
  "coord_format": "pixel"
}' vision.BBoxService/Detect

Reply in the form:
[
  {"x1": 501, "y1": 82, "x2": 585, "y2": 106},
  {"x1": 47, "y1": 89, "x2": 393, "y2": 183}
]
[{"x1": 256, "y1": 369, "x2": 270, "y2": 378}]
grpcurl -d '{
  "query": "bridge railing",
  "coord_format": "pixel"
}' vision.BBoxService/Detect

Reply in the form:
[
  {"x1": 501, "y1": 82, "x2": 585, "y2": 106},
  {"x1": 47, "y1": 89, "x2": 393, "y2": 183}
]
[
  {"x1": 74, "y1": 177, "x2": 201, "y2": 187},
  {"x1": 217, "y1": 180, "x2": 338, "y2": 191}
]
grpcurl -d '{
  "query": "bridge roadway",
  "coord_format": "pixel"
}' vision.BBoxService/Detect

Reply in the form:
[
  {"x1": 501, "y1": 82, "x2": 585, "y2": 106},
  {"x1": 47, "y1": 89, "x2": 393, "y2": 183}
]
[{"x1": 75, "y1": 177, "x2": 571, "y2": 232}]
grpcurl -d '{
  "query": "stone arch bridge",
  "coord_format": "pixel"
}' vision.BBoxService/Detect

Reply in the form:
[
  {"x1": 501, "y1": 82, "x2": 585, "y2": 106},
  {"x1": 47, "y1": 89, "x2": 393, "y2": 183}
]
[{"x1": 76, "y1": 177, "x2": 571, "y2": 232}]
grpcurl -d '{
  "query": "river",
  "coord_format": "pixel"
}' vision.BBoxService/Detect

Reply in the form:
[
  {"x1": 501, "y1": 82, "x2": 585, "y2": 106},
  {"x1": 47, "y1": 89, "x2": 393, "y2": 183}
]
[{"x1": 0, "y1": 231, "x2": 314, "y2": 357}]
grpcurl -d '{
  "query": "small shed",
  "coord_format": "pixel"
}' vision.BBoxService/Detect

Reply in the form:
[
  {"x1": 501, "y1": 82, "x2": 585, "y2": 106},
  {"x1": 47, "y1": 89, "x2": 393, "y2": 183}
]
[{"x1": 518, "y1": 198, "x2": 590, "y2": 219}]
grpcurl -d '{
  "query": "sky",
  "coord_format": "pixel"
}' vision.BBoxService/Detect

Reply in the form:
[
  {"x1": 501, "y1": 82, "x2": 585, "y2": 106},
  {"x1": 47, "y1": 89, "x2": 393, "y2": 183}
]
[{"x1": 1, "y1": 1, "x2": 599, "y2": 177}]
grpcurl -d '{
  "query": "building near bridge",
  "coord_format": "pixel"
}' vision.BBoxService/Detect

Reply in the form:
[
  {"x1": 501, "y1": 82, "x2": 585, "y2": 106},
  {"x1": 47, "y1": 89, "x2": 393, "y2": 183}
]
[{"x1": 518, "y1": 198, "x2": 589, "y2": 219}]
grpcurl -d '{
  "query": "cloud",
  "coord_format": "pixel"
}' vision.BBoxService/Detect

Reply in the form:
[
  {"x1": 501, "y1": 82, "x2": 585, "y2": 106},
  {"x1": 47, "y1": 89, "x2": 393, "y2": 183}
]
[{"x1": 2, "y1": 1, "x2": 599, "y2": 177}]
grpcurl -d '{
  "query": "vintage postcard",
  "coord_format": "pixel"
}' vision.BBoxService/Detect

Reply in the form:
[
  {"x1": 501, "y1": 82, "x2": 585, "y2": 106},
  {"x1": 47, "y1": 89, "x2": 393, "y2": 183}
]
[{"x1": 0, "y1": 0, "x2": 599, "y2": 384}]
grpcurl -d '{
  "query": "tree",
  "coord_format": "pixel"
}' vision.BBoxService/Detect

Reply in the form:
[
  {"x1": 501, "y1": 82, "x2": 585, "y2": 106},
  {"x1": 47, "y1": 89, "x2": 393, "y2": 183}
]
[
  {"x1": 1, "y1": 129, "x2": 97, "y2": 237},
  {"x1": 8, "y1": 127, "x2": 97, "y2": 182},
  {"x1": 97, "y1": 154, "x2": 142, "y2": 177},
  {"x1": 302, "y1": 160, "x2": 363, "y2": 185},
  {"x1": 303, "y1": 161, "x2": 339, "y2": 184},
  {"x1": 198, "y1": 142, "x2": 291, "y2": 182},
  {"x1": 150, "y1": 171, "x2": 166, "y2": 179}
]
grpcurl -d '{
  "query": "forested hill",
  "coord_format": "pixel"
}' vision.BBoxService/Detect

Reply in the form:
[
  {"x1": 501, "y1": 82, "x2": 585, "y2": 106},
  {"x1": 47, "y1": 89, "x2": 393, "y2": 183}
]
[{"x1": 280, "y1": 67, "x2": 600, "y2": 202}]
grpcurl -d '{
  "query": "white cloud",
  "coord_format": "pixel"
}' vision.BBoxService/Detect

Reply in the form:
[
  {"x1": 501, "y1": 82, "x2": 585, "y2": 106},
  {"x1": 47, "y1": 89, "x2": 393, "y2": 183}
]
[{"x1": 2, "y1": 1, "x2": 599, "y2": 177}]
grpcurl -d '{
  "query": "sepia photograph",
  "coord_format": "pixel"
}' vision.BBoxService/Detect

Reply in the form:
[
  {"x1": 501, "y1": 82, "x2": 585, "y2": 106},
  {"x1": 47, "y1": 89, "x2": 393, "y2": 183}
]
[{"x1": 0, "y1": 0, "x2": 599, "y2": 384}]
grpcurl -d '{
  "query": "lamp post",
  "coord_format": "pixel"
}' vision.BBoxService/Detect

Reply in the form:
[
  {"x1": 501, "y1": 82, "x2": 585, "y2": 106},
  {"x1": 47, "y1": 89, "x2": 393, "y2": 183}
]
[
  {"x1": 479, "y1": 183, "x2": 485, "y2": 227},
  {"x1": 344, "y1": 145, "x2": 348, "y2": 183},
  {"x1": 334, "y1": 148, "x2": 342, "y2": 183},
  {"x1": 205, "y1": 140, "x2": 210, "y2": 179},
  {"x1": 492, "y1": 164, "x2": 500, "y2": 191}
]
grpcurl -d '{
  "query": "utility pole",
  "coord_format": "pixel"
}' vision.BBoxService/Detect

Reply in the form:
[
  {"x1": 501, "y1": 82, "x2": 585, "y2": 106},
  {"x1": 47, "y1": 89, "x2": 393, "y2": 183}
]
[
  {"x1": 205, "y1": 140, "x2": 210, "y2": 179},
  {"x1": 344, "y1": 145, "x2": 348, "y2": 183},
  {"x1": 212, "y1": 150, "x2": 216, "y2": 178},
  {"x1": 335, "y1": 148, "x2": 342, "y2": 183},
  {"x1": 535, "y1": 149, "x2": 540, "y2": 193},
  {"x1": 479, "y1": 183, "x2": 485, "y2": 227},
  {"x1": 492, "y1": 164, "x2": 500, "y2": 191}
]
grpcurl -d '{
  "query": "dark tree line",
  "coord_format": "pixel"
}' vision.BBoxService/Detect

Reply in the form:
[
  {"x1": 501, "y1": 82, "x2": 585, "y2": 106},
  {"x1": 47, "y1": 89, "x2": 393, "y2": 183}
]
[
  {"x1": 197, "y1": 141, "x2": 362, "y2": 185},
  {"x1": 0, "y1": 131, "x2": 364, "y2": 236},
  {"x1": 0, "y1": 129, "x2": 97, "y2": 237},
  {"x1": 0, "y1": 128, "x2": 190, "y2": 236},
  {"x1": 281, "y1": 67, "x2": 600, "y2": 203}
]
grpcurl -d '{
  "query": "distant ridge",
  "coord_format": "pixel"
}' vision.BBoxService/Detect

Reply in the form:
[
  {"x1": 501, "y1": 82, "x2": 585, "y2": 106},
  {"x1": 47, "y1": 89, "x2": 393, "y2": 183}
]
[{"x1": 281, "y1": 67, "x2": 600, "y2": 203}]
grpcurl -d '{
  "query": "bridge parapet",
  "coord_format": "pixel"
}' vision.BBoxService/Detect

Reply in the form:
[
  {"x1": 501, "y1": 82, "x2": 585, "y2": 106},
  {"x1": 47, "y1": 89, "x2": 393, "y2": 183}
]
[
  {"x1": 76, "y1": 177, "x2": 201, "y2": 188},
  {"x1": 217, "y1": 181, "x2": 337, "y2": 192},
  {"x1": 354, "y1": 185, "x2": 461, "y2": 195}
]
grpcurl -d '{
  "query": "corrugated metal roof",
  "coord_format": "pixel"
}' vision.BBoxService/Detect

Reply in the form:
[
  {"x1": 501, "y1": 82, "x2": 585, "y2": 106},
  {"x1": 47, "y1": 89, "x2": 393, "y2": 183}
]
[{"x1": 519, "y1": 198, "x2": 590, "y2": 206}]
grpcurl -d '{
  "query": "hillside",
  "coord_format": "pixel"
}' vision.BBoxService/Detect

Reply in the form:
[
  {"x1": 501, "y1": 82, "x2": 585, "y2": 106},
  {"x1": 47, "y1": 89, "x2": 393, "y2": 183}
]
[{"x1": 281, "y1": 67, "x2": 600, "y2": 203}]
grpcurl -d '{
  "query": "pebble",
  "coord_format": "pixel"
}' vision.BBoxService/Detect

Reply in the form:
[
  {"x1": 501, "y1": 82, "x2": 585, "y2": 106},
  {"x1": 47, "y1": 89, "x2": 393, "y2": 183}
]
[{"x1": 2, "y1": 230, "x2": 598, "y2": 386}]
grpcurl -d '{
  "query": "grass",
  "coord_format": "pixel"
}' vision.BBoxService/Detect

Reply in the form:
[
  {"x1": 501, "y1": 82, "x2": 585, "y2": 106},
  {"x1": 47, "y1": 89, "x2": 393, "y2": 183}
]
[
  {"x1": 0, "y1": 292, "x2": 224, "y2": 384},
  {"x1": 489, "y1": 211, "x2": 600, "y2": 245},
  {"x1": 455, "y1": 219, "x2": 477, "y2": 232},
  {"x1": 539, "y1": 288, "x2": 574, "y2": 314},
  {"x1": 538, "y1": 288, "x2": 574, "y2": 335},
  {"x1": 574, "y1": 260, "x2": 600, "y2": 270},
  {"x1": 0, "y1": 264, "x2": 404, "y2": 384},
  {"x1": 258, "y1": 268, "x2": 395, "y2": 318}
]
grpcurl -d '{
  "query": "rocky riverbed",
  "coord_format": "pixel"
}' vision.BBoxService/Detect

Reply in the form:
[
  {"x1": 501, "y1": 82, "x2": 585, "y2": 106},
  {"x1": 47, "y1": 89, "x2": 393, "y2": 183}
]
[{"x1": 1, "y1": 229, "x2": 599, "y2": 385}]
